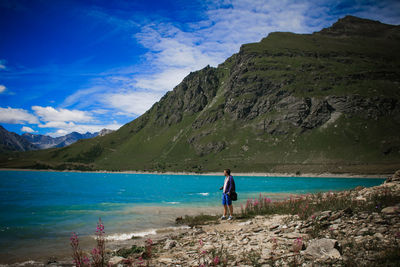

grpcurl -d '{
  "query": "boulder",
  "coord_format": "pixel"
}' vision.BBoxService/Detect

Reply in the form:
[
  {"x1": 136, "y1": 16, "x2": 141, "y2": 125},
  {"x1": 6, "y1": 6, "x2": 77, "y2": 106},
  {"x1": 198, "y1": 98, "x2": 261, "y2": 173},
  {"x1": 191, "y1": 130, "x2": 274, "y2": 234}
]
[
  {"x1": 108, "y1": 256, "x2": 125, "y2": 266},
  {"x1": 385, "y1": 170, "x2": 400, "y2": 183},
  {"x1": 158, "y1": 258, "x2": 174, "y2": 264},
  {"x1": 163, "y1": 239, "x2": 177, "y2": 250},
  {"x1": 302, "y1": 238, "x2": 341, "y2": 261},
  {"x1": 381, "y1": 206, "x2": 399, "y2": 214},
  {"x1": 355, "y1": 196, "x2": 367, "y2": 202}
]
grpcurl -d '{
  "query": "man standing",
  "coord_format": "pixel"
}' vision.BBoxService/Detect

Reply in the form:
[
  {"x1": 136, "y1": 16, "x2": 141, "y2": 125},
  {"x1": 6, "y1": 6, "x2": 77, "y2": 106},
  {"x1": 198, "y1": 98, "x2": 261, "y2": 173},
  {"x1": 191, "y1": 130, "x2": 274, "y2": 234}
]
[{"x1": 220, "y1": 169, "x2": 235, "y2": 220}]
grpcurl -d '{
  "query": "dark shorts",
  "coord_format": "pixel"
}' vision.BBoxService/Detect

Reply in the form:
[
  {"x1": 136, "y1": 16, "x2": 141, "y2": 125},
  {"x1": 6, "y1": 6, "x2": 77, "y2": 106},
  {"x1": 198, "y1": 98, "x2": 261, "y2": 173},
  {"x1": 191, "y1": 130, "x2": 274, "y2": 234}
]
[{"x1": 222, "y1": 193, "x2": 232, "y2": 205}]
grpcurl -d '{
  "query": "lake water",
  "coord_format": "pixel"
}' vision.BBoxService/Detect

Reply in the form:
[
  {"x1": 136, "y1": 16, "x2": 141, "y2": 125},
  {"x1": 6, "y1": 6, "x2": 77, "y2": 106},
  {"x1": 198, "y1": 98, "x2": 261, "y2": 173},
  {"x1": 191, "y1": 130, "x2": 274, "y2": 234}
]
[{"x1": 0, "y1": 170, "x2": 385, "y2": 263}]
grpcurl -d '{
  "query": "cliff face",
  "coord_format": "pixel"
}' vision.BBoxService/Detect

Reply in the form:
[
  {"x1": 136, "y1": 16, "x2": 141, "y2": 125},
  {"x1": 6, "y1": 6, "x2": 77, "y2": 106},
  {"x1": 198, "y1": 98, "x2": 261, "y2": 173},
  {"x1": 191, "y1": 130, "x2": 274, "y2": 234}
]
[
  {"x1": 0, "y1": 126, "x2": 38, "y2": 152},
  {"x1": 2, "y1": 16, "x2": 400, "y2": 173}
]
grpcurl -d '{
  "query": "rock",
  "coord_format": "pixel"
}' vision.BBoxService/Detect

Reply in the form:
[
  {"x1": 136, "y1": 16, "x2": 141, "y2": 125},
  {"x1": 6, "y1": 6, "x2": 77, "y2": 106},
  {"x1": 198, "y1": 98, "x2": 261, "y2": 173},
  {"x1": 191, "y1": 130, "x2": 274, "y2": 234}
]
[
  {"x1": 302, "y1": 238, "x2": 341, "y2": 261},
  {"x1": 329, "y1": 224, "x2": 339, "y2": 231},
  {"x1": 163, "y1": 239, "x2": 177, "y2": 250},
  {"x1": 343, "y1": 207, "x2": 353, "y2": 215},
  {"x1": 46, "y1": 257, "x2": 57, "y2": 264},
  {"x1": 373, "y1": 233, "x2": 384, "y2": 240},
  {"x1": 283, "y1": 232, "x2": 308, "y2": 239},
  {"x1": 353, "y1": 186, "x2": 365, "y2": 191},
  {"x1": 358, "y1": 227, "x2": 371, "y2": 235},
  {"x1": 261, "y1": 249, "x2": 272, "y2": 259},
  {"x1": 158, "y1": 258, "x2": 174, "y2": 264},
  {"x1": 329, "y1": 211, "x2": 342, "y2": 221},
  {"x1": 381, "y1": 206, "x2": 399, "y2": 214},
  {"x1": 269, "y1": 224, "x2": 279, "y2": 230},
  {"x1": 385, "y1": 170, "x2": 400, "y2": 183},
  {"x1": 202, "y1": 244, "x2": 214, "y2": 251},
  {"x1": 108, "y1": 256, "x2": 125, "y2": 266},
  {"x1": 355, "y1": 196, "x2": 367, "y2": 201}
]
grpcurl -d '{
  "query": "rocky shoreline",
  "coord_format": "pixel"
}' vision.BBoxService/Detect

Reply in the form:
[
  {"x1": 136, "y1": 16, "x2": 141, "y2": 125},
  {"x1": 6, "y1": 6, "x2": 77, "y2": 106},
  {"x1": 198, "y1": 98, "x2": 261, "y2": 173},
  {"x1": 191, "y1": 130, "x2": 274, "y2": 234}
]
[
  {"x1": 3, "y1": 172, "x2": 399, "y2": 267},
  {"x1": 109, "y1": 171, "x2": 400, "y2": 267}
]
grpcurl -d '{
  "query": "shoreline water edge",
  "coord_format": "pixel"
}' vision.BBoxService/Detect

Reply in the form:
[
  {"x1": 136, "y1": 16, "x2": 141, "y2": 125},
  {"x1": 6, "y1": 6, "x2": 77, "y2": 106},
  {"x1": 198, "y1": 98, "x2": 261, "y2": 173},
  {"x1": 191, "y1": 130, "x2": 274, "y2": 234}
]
[{"x1": 0, "y1": 168, "x2": 388, "y2": 178}]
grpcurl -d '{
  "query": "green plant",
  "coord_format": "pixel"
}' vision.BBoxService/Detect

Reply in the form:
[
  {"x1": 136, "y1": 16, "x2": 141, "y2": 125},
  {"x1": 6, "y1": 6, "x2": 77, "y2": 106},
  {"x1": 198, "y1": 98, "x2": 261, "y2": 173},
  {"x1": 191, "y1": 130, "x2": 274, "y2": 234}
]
[
  {"x1": 246, "y1": 249, "x2": 262, "y2": 267},
  {"x1": 176, "y1": 214, "x2": 219, "y2": 227},
  {"x1": 116, "y1": 245, "x2": 145, "y2": 258}
]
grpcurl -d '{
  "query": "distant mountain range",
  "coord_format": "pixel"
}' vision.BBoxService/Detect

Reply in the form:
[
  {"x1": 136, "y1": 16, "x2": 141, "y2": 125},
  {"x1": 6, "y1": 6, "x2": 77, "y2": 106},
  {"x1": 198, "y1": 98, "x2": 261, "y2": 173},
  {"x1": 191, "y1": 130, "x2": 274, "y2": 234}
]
[
  {"x1": 0, "y1": 126, "x2": 114, "y2": 151},
  {"x1": 1, "y1": 16, "x2": 400, "y2": 174},
  {"x1": 0, "y1": 125, "x2": 38, "y2": 152}
]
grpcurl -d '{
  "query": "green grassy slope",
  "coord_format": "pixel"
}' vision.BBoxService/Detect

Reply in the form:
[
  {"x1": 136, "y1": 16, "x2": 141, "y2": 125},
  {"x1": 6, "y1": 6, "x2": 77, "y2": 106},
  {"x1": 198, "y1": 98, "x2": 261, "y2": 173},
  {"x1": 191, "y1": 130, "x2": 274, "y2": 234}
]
[{"x1": 2, "y1": 16, "x2": 400, "y2": 174}]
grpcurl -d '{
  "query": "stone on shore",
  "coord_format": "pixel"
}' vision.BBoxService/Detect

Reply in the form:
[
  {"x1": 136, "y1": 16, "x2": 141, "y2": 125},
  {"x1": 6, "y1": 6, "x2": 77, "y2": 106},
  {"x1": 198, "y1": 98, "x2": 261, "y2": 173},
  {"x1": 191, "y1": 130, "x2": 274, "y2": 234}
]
[
  {"x1": 108, "y1": 256, "x2": 125, "y2": 266},
  {"x1": 163, "y1": 239, "x2": 177, "y2": 250},
  {"x1": 385, "y1": 170, "x2": 400, "y2": 183},
  {"x1": 381, "y1": 205, "x2": 400, "y2": 214},
  {"x1": 302, "y1": 238, "x2": 341, "y2": 261}
]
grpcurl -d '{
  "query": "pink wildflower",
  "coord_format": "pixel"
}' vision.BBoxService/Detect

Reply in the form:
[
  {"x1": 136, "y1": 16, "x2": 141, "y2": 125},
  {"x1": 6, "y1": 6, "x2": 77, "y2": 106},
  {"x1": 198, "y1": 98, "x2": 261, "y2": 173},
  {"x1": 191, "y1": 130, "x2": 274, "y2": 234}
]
[
  {"x1": 82, "y1": 256, "x2": 90, "y2": 265},
  {"x1": 137, "y1": 256, "x2": 144, "y2": 266},
  {"x1": 213, "y1": 256, "x2": 220, "y2": 265},
  {"x1": 293, "y1": 237, "x2": 303, "y2": 253},
  {"x1": 96, "y1": 218, "x2": 105, "y2": 234}
]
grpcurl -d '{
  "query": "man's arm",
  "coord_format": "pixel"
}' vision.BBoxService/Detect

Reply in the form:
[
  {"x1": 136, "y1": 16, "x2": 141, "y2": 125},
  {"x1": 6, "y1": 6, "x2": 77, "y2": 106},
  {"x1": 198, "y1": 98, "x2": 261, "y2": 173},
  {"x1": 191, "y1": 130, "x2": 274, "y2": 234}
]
[{"x1": 227, "y1": 176, "x2": 233, "y2": 194}]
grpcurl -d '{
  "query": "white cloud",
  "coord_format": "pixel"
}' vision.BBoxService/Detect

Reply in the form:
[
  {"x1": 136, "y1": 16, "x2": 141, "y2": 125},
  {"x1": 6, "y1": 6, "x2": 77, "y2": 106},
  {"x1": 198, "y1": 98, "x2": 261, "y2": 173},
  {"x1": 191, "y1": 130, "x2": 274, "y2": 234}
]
[
  {"x1": 62, "y1": 85, "x2": 109, "y2": 108},
  {"x1": 21, "y1": 126, "x2": 36, "y2": 133},
  {"x1": 104, "y1": 91, "x2": 164, "y2": 115},
  {"x1": 0, "y1": 85, "x2": 5, "y2": 93},
  {"x1": 32, "y1": 106, "x2": 94, "y2": 123},
  {"x1": 51, "y1": 129, "x2": 68, "y2": 137},
  {"x1": 134, "y1": 67, "x2": 192, "y2": 92},
  {"x1": 29, "y1": 106, "x2": 119, "y2": 136},
  {"x1": 0, "y1": 59, "x2": 5, "y2": 70},
  {"x1": 0, "y1": 107, "x2": 39, "y2": 124},
  {"x1": 38, "y1": 121, "x2": 77, "y2": 129},
  {"x1": 45, "y1": 122, "x2": 122, "y2": 137}
]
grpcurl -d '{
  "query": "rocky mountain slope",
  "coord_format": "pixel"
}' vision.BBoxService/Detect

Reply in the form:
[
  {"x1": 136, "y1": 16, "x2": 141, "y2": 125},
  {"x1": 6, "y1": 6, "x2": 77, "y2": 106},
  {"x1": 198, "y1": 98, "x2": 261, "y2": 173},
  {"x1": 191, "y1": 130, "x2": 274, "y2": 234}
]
[
  {"x1": 0, "y1": 125, "x2": 38, "y2": 152},
  {"x1": 1, "y1": 16, "x2": 400, "y2": 174}
]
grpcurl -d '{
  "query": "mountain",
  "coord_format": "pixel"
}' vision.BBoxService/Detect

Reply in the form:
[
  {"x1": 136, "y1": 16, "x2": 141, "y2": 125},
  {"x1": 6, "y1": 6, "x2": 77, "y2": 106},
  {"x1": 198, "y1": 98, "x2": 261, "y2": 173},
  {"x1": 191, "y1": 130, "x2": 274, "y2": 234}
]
[
  {"x1": 0, "y1": 126, "x2": 38, "y2": 152},
  {"x1": 0, "y1": 128, "x2": 114, "y2": 152},
  {"x1": 21, "y1": 131, "x2": 101, "y2": 149},
  {"x1": 2, "y1": 16, "x2": 400, "y2": 174}
]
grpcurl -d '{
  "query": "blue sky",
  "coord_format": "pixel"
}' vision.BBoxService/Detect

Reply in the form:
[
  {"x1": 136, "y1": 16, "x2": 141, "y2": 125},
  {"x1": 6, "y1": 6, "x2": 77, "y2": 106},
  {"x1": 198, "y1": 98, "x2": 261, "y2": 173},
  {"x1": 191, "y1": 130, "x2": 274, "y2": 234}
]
[{"x1": 1, "y1": 0, "x2": 399, "y2": 136}]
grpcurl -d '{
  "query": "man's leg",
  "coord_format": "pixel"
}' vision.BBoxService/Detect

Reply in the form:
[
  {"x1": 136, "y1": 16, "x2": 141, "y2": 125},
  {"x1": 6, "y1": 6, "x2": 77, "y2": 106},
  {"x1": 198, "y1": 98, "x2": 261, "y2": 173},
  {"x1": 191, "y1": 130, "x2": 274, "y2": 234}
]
[
  {"x1": 223, "y1": 205, "x2": 228, "y2": 216},
  {"x1": 228, "y1": 205, "x2": 233, "y2": 216}
]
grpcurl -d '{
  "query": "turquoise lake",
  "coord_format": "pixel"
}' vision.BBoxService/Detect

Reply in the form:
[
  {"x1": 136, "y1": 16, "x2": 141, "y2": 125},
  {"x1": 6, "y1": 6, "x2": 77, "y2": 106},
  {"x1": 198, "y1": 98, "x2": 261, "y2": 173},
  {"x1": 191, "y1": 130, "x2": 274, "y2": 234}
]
[{"x1": 0, "y1": 170, "x2": 385, "y2": 263}]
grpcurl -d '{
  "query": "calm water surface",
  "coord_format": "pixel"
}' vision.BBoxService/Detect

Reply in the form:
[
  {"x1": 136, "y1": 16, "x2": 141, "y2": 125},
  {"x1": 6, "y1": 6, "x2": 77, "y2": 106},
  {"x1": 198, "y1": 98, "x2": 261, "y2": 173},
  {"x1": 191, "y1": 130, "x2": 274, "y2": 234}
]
[{"x1": 0, "y1": 170, "x2": 385, "y2": 263}]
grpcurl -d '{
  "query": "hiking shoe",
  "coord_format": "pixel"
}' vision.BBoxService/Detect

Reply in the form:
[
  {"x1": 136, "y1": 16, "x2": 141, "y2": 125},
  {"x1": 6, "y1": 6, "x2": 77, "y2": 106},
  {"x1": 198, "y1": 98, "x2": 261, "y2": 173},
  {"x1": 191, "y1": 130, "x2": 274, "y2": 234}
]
[
  {"x1": 228, "y1": 216, "x2": 233, "y2": 220},
  {"x1": 220, "y1": 216, "x2": 226, "y2": 220}
]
